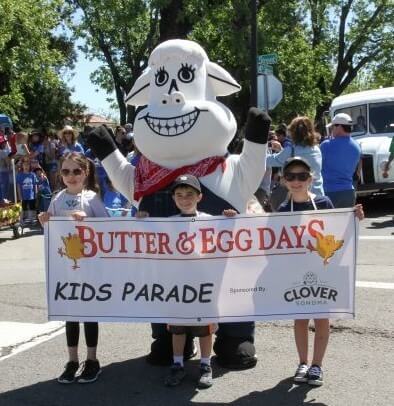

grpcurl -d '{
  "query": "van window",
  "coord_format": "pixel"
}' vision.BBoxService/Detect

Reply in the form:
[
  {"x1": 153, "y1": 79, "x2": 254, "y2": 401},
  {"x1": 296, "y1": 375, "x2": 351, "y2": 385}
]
[
  {"x1": 369, "y1": 102, "x2": 394, "y2": 134},
  {"x1": 334, "y1": 105, "x2": 367, "y2": 135}
]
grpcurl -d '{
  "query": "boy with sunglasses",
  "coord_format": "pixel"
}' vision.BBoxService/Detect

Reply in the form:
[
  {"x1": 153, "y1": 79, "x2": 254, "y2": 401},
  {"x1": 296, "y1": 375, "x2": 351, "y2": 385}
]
[{"x1": 278, "y1": 157, "x2": 364, "y2": 387}]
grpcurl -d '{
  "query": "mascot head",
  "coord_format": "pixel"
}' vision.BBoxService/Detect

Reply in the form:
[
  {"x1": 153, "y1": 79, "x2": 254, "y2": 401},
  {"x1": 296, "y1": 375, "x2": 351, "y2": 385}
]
[{"x1": 125, "y1": 39, "x2": 241, "y2": 168}]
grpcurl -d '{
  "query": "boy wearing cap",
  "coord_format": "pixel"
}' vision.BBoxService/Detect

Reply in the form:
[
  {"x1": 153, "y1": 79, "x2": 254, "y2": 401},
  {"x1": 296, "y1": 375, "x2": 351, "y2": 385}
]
[
  {"x1": 320, "y1": 113, "x2": 361, "y2": 208},
  {"x1": 137, "y1": 174, "x2": 234, "y2": 388},
  {"x1": 164, "y1": 174, "x2": 216, "y2": 389}
]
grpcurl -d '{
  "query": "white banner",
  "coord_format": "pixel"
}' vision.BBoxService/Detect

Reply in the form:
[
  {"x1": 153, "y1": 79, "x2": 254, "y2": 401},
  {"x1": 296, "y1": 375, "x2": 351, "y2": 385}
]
[{"x1": 45, "y1": 209, "x2": 358, "y2": 323}]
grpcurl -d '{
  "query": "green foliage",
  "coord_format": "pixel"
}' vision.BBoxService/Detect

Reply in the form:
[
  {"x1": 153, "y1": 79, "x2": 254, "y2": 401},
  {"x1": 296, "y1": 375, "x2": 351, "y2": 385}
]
[
  {"x1": 68, "y1": 0, "x2": 394, "y2": 126},
  {"x1": 0, "y1": 0, "x2": 80, "y2": 125}
]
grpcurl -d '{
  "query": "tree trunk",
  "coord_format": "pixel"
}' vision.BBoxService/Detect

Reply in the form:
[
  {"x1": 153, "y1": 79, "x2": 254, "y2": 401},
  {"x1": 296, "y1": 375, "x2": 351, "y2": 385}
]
[{"x1": 159, "y1": 0, "x2": 191, "y2": 41}]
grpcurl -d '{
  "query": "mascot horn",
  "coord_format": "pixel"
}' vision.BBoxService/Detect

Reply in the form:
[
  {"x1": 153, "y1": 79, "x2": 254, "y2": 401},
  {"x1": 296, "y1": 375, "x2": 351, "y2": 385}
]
[{"x1": 88, "y1": 39, "x2": 271, "y2": 369}]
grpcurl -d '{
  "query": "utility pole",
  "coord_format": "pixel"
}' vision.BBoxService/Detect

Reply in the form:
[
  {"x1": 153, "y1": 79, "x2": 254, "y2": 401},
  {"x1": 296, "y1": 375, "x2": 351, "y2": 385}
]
[{"x1": 250, "y1": 0, "x2": 258, "y2": 107}]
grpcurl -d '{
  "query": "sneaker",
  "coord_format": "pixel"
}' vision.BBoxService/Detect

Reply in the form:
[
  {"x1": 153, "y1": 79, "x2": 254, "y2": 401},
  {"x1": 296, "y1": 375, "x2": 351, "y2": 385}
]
[
  {"x1": 294, "y1": 363, "x2": 309, "y2": 383},
  {"x1": 77, "y1": 359, "x2": 101, "y2": 383},
  {"x1": 308, "y1": 364, "x2": 323, "y2": 386},
  {"x1": 57, "y1": 361, "x2": 79, "y2": 384},
  {"x1": 198, "y1": 363, "x2": 213, "y2": 389},
  {"x1": 165, "y1": 363, "x2": 186, "y2": 387}
]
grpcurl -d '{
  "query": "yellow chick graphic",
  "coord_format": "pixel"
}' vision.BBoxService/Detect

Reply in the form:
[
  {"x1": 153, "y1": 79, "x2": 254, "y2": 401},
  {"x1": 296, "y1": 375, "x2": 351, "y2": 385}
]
[
  {"x1": 58, "y1": 233, "x2": 85, "y2": 270},
  {"x1": 309, "y1": 231, "x2": 344, "y2": 265}
]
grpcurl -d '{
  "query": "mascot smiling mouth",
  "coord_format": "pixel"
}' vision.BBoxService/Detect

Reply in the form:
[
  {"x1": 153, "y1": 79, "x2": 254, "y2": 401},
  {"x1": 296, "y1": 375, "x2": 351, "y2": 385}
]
[{"x1": 140, "y1": 108, "x2": 207, "y2": 137}]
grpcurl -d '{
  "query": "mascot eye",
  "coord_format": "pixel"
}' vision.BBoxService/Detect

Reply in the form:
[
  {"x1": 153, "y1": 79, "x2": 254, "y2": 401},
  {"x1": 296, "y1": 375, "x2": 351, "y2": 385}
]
[
  {"x1": 178, "y1": 64, "x2": 195, "y2": 83},
  {"x1": 155, "y1": 67, "x2": 169, "y2": 86}
]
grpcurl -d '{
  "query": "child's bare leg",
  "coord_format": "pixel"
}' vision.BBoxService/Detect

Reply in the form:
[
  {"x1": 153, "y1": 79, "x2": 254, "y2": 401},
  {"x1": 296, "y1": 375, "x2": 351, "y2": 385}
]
[
  {"x1": 173, "y1": 333, "x2": 186, "y2": 358},
  {"x1": 199, "y1": 334, "x2": 212, "y2": 363},
  {"x1": 311, "y1": 319, "x2": 330, "y2": 366},
  {"x1": 294, "y1": 319, "x2": 309, "y2": 364}
]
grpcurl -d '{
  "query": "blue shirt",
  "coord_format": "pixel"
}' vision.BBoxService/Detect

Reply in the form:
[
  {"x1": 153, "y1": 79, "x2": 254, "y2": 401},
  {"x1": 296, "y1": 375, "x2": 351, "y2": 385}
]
[
  {"x1": 320, "y1": 136, "x2": 361, "y2": 192},
  {"x1": 37, "y1": 177, "x2": 51, "y2": 196},
  {"x1": 16, "y1": 172, "x2": 38, "y2": 200},
  {"x1": 103, "y1": 189, "x2": 129, "y2": 217},
  {"x1": 59, "y1": 142, "x2": 85, "y2": 155}
]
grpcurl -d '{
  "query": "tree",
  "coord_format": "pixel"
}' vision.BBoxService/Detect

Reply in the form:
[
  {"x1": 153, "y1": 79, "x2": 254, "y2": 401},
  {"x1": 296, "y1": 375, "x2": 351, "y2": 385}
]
[
  {"x1": 0, "y1": 0, "x2": 76, "y2": 122},
  {"x1": 304, "y1": 0, "x2": 394, "y2": 124},
  {"x1": 69, "y1": 0, "x2": 394, "y2": 128}
]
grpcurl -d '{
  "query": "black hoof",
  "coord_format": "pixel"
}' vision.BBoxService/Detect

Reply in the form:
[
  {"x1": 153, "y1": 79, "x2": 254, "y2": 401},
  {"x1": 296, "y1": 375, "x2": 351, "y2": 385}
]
[{"x1": 213, "y1": 337, "x2": 257, "y2": 370}]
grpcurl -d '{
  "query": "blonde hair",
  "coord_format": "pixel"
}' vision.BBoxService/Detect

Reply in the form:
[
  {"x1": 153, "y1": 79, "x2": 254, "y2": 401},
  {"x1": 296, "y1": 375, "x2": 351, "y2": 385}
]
[{"x1": 60, "y1": 125, "x2": 78, "y2": 144}]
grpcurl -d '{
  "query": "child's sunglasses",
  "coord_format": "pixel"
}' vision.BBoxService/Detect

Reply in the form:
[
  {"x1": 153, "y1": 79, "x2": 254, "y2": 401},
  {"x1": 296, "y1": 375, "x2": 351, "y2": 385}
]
[
  {"x1": 283, "y1": 172, "x2": 310, "y2": 182},
  {"x1": 60, "y1": 168, "x2": 83, "y2": 176}
]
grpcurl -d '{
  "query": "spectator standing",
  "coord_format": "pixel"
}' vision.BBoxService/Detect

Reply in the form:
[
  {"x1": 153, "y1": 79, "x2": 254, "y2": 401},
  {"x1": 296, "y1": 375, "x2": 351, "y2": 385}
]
[
  {"x1": 44, "y1": 130, "x2": 61, "y2": 191},
  {"x1": 275, "y1": 123, "x2": 292, "y2": 148},
  {"x1": 0, "y1": 132, "x2": 11, "y2": 201},
  {"x1": 266, "y1": 116, "x2": 324, "y2": 210},
  {"x1": 382, "y1": 137, "x2": 394, "y2": 179},
  {"x1": 28, "y1": 131, "x2": 45, "y2": 169},
  {"x1": 34, "y1": 167, "x2": 52, "y2": 212},
  {"x1": 114, "y1": 125, "x2": 129, "y2": 156},
  {"x1": 16, "y1": 158, "x2": 39, "y2": 222},
  {"x1": 14, "y1": 132, "x2": 30, "y2": 161},
  {"x1": 59, "y1": 125, "x2": 85, "y2": 156},
  {"x1": 320, "y1": 113, "x2": 361, "y2": 208}
]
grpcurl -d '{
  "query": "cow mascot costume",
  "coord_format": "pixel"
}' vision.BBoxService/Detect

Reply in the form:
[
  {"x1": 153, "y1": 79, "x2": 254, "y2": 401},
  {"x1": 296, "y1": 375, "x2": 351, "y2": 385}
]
[{"x1": 88, "y1": 39, "x2": 271, "y2": 369}]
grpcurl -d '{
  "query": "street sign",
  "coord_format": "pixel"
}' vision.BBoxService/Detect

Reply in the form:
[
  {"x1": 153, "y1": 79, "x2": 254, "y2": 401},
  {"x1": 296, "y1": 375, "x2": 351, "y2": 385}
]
[
  {"x1": 257, "y1": 64, "x2": 273, "y2": 75},
  {"x1": 257, "y1": 74, "x2": 283, "y2": 111},
  {"x1": 257, "y1": 53, "x2": 278, "y2": 65}
]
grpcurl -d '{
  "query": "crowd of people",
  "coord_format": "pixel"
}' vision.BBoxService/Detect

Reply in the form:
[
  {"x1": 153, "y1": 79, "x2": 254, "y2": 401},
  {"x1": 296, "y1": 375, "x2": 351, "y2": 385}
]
[
  {"x1": 0, "y1": 124, "x2": 138, "y2": 223},
  {"x1": 255, "y1": 113, "x2": 362, "y2": 212}
]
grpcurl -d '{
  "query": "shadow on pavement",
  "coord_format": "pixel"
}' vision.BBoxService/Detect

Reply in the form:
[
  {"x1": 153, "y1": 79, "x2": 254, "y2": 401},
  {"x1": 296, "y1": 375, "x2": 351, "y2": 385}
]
[
  {"x1": 0, "y1": 358, "x2": 327, "y2": 406},
  {"x1": 367, "y1": 219, "x2": 394, "y2": 230},
  {"x1": 221, "y1": 377, "x2": 328, "y2": 406}
]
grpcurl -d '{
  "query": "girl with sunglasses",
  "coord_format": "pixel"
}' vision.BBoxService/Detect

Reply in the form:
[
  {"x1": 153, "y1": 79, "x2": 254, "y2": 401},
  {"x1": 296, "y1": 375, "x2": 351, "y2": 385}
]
[
  {"x1": 278, "y1": 157, "x2": 364, "y2": 387},
  {"x1": 38, "y1": 152, "x2": 108, "y2": 384}
]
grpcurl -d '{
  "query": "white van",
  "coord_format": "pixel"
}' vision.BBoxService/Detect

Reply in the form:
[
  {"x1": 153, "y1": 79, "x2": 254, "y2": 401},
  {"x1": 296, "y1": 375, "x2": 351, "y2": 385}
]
[{"x1": 329, "y1": 87, "x2": 394, "y2": 196}]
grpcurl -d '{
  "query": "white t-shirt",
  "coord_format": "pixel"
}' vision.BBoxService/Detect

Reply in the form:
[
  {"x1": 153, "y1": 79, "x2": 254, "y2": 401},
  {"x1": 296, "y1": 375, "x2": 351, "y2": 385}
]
[{"x1": 48, "y1": 189, "x2": 108, "y2": 218}]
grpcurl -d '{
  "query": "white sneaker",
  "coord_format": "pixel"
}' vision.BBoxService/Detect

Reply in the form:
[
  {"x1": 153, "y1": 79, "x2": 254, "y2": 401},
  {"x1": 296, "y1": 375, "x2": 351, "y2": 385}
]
[{"x1": 294, "y1": 363, "x2": 309, "y2": 383}]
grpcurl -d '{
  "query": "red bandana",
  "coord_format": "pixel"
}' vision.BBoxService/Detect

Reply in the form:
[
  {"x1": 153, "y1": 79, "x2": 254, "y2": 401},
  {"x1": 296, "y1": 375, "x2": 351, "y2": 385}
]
[{"x1": 134, "y1": 155, "x2": 226, "y2": 201}]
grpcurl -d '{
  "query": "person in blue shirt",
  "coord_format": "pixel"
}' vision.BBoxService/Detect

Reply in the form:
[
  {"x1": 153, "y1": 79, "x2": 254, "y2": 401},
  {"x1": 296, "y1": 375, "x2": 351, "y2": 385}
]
[
  {"x1": 102, "y1": 178, "x2": 131, "y2": 217},
  {"x1": 275, "y1": 123, "x2": 292, "y2": 149},
  {"x1": 58, "y1": 126, "x2": 85, "y2": 156},
  {"x1": 34, "y1": 167, "x2": 52, "y2": 212},
  {"x1": 16, "y1": 158, "x2": 39, "y2": 222},
  {"x1": 320, "y1": 113, "x2": 361, "y2": 208}
]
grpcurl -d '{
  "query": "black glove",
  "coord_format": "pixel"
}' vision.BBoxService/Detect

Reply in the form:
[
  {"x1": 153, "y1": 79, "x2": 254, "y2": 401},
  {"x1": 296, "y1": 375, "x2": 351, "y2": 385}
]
[
  {"x1": 244, "y1": 107, "x2": 271, "y2": 145},
  {"x1": 86, "y1": 125, "x2": 118, "y2": 161}
]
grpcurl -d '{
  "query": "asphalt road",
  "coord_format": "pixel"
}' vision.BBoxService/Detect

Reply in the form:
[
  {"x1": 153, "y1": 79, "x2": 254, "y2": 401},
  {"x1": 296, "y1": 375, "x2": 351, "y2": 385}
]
[{"x1": 0, "y1": 196, "x2": 393, "y2": 406}]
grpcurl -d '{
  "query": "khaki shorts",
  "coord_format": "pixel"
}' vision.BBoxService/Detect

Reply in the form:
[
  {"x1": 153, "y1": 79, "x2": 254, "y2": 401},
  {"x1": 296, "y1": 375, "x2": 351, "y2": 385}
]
[{"x1": 167, "y1": 324, "x2": 217, "y2": 337}]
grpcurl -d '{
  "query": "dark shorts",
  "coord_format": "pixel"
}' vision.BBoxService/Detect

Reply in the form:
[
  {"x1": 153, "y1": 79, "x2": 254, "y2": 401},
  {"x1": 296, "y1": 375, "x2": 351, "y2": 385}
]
[{"x1": 167, "y1": 324, "x2": 217, "y2": 337}]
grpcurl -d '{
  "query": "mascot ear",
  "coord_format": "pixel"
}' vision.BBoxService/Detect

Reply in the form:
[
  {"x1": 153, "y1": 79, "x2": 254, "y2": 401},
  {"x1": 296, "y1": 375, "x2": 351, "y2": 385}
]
[
  {"x1": 207, "y1": 62, "x2": 241, "y2": 96},
  {"x1": 125, "y1": 68, "x2": 151, "y2": 106}
]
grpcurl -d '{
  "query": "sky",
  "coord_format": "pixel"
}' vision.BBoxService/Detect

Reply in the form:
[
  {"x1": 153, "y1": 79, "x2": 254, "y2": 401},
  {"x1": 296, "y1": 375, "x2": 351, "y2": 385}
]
[{"x1": 66, "y1": 48, "x2": 117, "y2": 119}]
